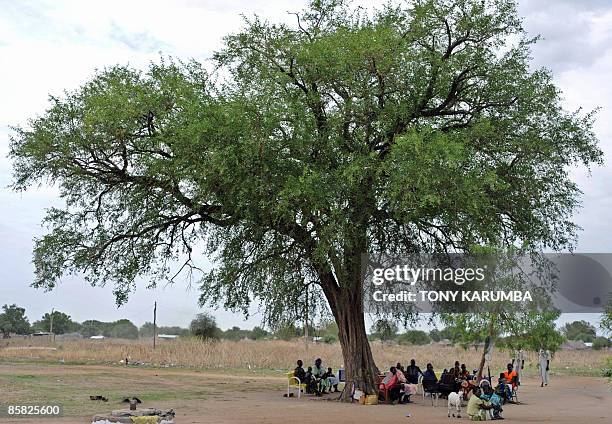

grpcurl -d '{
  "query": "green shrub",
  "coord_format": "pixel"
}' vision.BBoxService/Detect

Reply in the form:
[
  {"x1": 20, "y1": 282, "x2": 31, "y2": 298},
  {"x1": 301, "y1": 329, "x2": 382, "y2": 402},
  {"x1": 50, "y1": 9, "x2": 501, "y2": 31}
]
[
  {"x1": 397, "y1": 330, "x2": 431, "y2": 345},
  {"x1": 592, "y1": 336, "x2": 611, "y2": 350}
]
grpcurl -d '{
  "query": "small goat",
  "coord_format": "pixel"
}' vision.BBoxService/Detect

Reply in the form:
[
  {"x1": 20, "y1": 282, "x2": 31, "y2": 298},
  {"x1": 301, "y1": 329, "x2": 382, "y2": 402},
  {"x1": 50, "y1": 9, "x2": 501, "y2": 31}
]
[{"x1": 447, "y1": 390, "x2": 462, "y2": 418}]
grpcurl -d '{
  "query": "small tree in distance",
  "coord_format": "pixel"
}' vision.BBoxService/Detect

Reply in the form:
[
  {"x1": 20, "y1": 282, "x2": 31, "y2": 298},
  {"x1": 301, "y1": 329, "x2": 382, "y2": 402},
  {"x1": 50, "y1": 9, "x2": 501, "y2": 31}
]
[
  {"x1": 33, "y1": 311, "x2": 80, "y2": 335},
  {"x1": 563, "y1": 320, "x2": 597, "y2": 343},
  {"x1": 0, "y1": 304, "x2": 31, "y2": 338},
  {"x1": 397, "y1": 330, "x2": 431, "y2": 345},
  {"x1": 371, "y1": 319, "x2": 398, "y2": 343},
  {"x1": 190, "y1": 313, "x2": 220, "y2": 340}
]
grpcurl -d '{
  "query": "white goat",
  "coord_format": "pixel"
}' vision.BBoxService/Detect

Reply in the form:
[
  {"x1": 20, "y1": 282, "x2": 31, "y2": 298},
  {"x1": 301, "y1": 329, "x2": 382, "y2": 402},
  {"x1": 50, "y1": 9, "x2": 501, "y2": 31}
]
[{"x1": 447, "y1": 390, "x2": 463, "y2": 418}]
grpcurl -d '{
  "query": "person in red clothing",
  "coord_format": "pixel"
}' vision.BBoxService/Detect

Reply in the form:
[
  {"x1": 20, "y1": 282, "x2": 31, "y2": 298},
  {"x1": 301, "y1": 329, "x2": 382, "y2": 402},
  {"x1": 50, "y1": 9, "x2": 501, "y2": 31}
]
[
  {"x1": 502, "y1": 363, "x2": 519, "y2": 389},
  {"x1": 380, "y1": 367, "x2": 402, "y2": 403}
]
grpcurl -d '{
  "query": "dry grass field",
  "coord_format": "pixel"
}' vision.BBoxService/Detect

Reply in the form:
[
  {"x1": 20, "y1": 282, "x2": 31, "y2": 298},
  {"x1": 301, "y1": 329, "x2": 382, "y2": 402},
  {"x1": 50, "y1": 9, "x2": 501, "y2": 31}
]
[
  {"x1": 1, "y1": 339, "x2": 610, "y2": 423},
  {"x1": 1, "y1": 337, "x2": 609, "y2": 377},
  {"x1": 0, "y1": 362, "x2": 610, "y2": 424}
]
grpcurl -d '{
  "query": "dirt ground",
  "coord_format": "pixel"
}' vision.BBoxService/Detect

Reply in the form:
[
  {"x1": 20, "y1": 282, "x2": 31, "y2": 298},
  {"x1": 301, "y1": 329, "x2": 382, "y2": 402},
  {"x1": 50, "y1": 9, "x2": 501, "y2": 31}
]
[{"x1": 0, "y1": 363, "x2": 610, "y2": 423}]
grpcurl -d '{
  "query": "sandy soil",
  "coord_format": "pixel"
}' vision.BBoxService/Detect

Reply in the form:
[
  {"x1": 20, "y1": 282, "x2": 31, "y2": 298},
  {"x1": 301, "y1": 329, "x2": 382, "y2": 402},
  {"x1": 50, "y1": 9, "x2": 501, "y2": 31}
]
[{"x1": 1, "y1": 364, "x2": 610, "y2": 424}]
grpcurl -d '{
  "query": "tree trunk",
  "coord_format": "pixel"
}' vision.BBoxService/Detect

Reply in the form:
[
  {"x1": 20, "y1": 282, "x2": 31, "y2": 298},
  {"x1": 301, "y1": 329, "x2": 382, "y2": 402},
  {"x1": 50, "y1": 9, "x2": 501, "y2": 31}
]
[
  {"x1": 329, "y1": 286, "x2": 379, "y2": 400},
  {"x1": 477, "y1": 318, "x2": 496, "y2": 383},
  {"x1": 476, "y1": 339, "x2": 488, "y2": 383}
]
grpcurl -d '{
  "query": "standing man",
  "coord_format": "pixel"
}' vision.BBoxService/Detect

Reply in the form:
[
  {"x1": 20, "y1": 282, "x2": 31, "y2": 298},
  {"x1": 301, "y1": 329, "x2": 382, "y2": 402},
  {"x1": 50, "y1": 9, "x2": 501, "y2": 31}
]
[
  {"x1": 538, "y1": 349, "x2": 551, "y2": 387},
  {"x1": 512, "y1": 348, "x2": 525, "y2": 385}
]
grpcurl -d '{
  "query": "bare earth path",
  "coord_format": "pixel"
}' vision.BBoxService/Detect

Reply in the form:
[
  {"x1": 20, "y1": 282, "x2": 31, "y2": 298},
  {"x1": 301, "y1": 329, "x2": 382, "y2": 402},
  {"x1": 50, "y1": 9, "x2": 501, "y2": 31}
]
[{"x1": 0, "y1": 363, "x2": 610, "y2": 423}]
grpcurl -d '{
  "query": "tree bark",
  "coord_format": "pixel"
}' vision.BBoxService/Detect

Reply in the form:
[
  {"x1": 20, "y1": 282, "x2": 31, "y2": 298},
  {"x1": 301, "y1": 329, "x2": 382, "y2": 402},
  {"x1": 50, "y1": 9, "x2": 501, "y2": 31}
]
[{"x1": 329, "y1": 286, "x2": 379, "y2": 400}]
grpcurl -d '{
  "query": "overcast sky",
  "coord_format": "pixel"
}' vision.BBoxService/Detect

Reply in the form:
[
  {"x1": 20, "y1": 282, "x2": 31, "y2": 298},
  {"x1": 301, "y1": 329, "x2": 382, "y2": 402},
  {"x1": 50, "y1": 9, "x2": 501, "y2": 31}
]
[{"x1": 1, "y1": 1, "x2": 611, "y2": 331}]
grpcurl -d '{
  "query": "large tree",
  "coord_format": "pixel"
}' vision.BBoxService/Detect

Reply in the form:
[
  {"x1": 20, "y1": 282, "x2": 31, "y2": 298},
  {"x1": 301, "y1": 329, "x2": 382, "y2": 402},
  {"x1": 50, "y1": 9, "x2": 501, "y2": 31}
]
[{"x1": 10, "y1": 0, "x2": 601, "y2": 396}]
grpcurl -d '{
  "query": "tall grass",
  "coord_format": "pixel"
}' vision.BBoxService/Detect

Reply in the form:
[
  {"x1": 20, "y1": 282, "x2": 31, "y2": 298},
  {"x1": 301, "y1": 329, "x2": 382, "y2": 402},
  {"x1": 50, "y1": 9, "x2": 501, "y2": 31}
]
[{"x1": 0, "y1": 337, "x2": 608, "y2": 376}]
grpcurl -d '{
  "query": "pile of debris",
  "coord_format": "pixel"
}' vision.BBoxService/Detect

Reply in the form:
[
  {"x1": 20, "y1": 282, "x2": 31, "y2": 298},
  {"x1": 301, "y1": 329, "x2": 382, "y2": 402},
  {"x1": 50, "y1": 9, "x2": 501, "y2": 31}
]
[{"x1": 92, "y1": 408, "x2": 175, "y2": 424}]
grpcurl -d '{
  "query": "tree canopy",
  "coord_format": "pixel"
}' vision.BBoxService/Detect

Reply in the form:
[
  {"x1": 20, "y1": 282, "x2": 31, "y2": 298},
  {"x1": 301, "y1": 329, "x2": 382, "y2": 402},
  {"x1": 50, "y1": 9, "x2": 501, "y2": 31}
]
[
  {"x1": 563, "y1": 320, "x2": 597, "y2": 342},
  {"x1": 10, "y1": 0, "x2": 602, "y2": 395},
  {"x1": 190, "y1": 312, "x2": 220, "y2": 340},
  {"x1": 33, "y1": 311, "x2": 80, "y2": 334},
  {"x1": 0, "y1": 304, "x2": 31, "y2": 337}
]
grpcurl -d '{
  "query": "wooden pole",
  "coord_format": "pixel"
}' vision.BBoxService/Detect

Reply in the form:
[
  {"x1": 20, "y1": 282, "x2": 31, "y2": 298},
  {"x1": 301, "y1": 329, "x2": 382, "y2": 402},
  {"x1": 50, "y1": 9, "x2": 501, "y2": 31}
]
[
  {"x1": 49, "y1": 308, "x2": 55, "y2": 343},
  {"x1": 153, "y1": 301, "x2": 157, "y2": 350}
]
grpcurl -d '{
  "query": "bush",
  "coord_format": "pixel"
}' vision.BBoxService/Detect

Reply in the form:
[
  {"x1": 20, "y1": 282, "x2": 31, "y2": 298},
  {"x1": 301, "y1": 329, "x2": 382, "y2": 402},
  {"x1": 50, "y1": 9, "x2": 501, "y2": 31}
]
[
  {"x1": 371, "y1": 319, "x2": 398, "y2": 342},
  {"x1": 250, "y1": 326, "x2": 269, "y2": 340},
  {"x1": 273, "y1": 323, "x2": 300, "y2": 340},
  {"x1": 592, "y1": 336, "x2": 611, "y2": 350},
  {"x1": 397, "y1": 330, "x2": 431, "y2": 345},
  {"x1": 190, "y1": 313, "x2": 220, "y2": 340},
  {"x1": 109, "y1": 320, "x2": 139, "y2": 339},
  {"x1": 322, "y1": 334, "x2": 338, "y2": 344}
]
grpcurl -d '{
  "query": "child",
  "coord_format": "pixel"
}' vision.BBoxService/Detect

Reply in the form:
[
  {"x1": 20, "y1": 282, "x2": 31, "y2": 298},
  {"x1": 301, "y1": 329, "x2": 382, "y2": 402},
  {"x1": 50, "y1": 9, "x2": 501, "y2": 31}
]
[
  {"x1": 305, "y1": 366, "x2": 318, "y2": 395},
  {"x1": 467, "y1": 388, "x2": 494, "y2": 421}
]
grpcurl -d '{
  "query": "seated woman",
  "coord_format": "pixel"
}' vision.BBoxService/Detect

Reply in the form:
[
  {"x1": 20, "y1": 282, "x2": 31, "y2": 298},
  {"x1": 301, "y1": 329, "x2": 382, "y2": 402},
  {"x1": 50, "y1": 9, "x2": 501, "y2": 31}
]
[
  {"x1": 480, "y1": 380, "x2": 504, "y2": 420},
  {"x1": 379, "y1": 366, "x2": 402, "y2": 403},
  {"x1": 423, "y1": 363, "x2": 438, "y2": 384},
  {"x1": 438, "y1": 369, "x2": 458, "y2": 396}
]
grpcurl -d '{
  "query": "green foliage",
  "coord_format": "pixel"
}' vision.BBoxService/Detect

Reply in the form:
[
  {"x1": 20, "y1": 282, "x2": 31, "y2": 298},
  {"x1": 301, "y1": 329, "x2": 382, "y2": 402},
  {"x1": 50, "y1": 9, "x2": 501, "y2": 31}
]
[
  {"x1": 222, "y1": 326, "x2": 252, "y2": 341},
  {"x1": 80, "y1": 320, "x2": 109, "y2": 337},
  {"x1": 273, "y1": 323, "x2": 301, "y2": 341},
  {"x1": 602, "y1": 357, "x2": 612, "y2": 378},
  {"x1": 190, "y1": 313, "x2": 220, "y2": 340},
  {"x1": 33, "y1": 311, "x2": 80, "y2": 335},
  {"x1": 563, "y1": 320, "x2": 597, "y2": 342},
  {"x1": 9, "y1": 0, "x2": 603, "y2": 389},
  {"x1": 139, "y1": 322, "x2": 189, "y2": 337},
  {"x1": 592, "y1": 337, "x2": 611, "y2": 350},
  {"x1": 504, "y1": 310, "x2": 565, "y2": 353},
  {"x1": 108, "y1": 319, "x2": 139, "y2": 339},
  {"x1": 429, "y1": 327, "x2": 453, "y2": 342},
  {"x1": 250, "y1": 326, "x2": 270, "y2": 340},
  {"x1": 138, "y1": 322, "x2": 156, "y2": 338},
  {"x1": 397, "y1": 330, "x2": 431, "y2": 345},
  {"x1": 317, "y1": 320, "x2": 339, "y2": 343},
  {"x1": 371, "y1": 319, "x2": 398, "y2": 342},
  {"x1": 0, "y1": 304, "x2": 31, "y2": 337}
]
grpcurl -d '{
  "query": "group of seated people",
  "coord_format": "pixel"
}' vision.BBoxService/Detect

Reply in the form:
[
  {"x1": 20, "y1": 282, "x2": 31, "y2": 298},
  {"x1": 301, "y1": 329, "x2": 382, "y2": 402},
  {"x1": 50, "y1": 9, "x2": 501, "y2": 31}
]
[
  {"x1": 293, "y1": 358, "x2": 340, "y2": 396},
  {"x1": 292, "y1": 356, "x2": 520, "y2": 418},
  {"x1": 380, "y1": 359, "x2": 519, "y2": 413}
]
